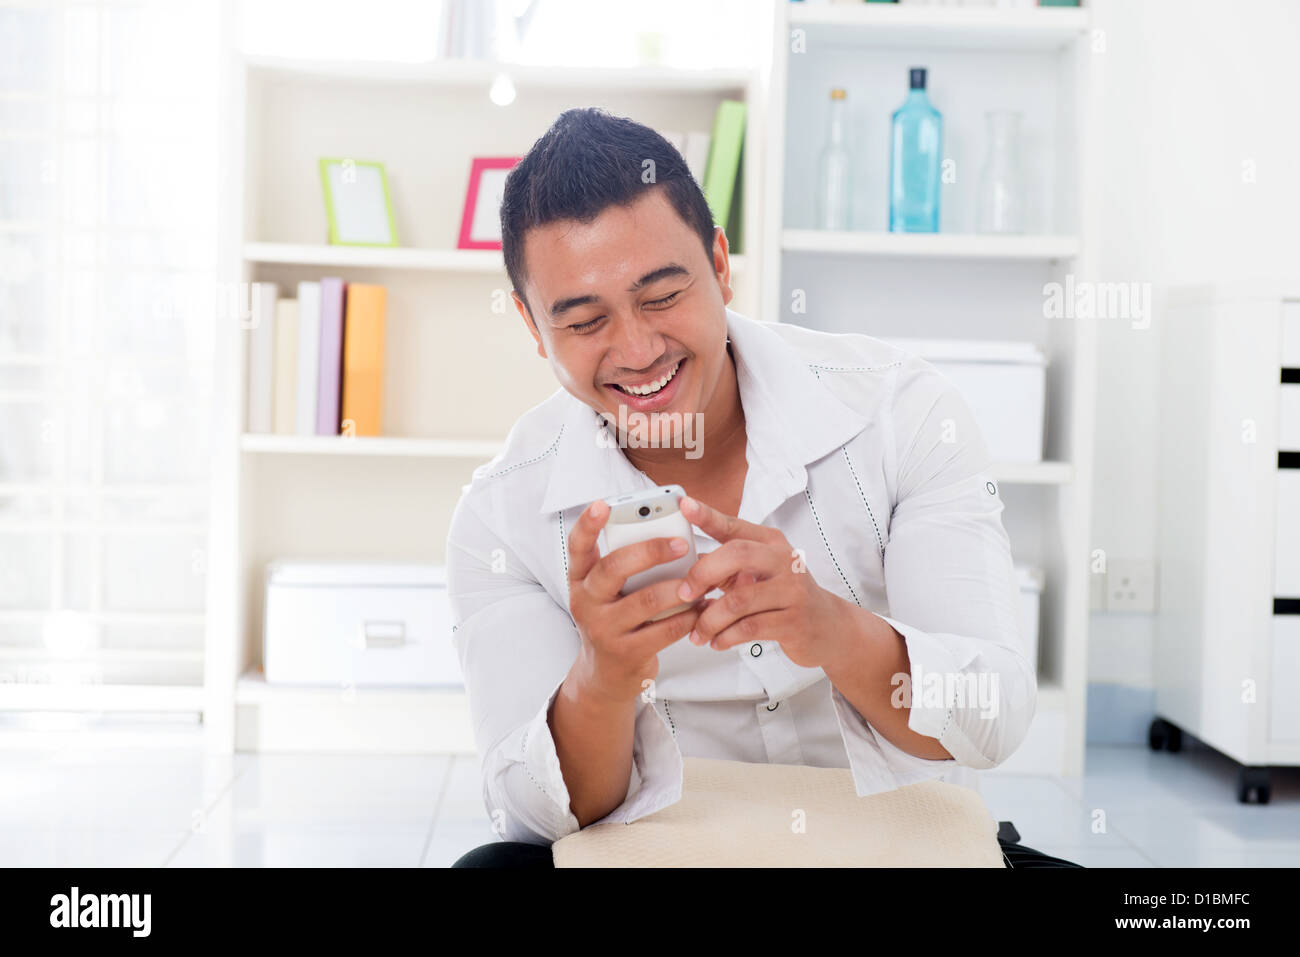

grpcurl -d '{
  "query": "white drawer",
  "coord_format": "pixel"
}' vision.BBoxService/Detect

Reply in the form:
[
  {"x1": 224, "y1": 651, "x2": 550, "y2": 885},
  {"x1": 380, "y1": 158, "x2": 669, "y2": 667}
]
[
  {"x1": 1283, "y1": 301, "x2": 1300, "y2": 368},
  {"x1": 1271, "y1": 616, "x2": 1300, "y2": 742},
  {"x1": 1275, "y1": 470, "x2": 1300, "y2": 597},
  {"x1": 1280, "y1": 385, "x2": 1300, "y2": 452},
  {"x1": 264, "y1": 573, "x2": 463, "y2": 688}
]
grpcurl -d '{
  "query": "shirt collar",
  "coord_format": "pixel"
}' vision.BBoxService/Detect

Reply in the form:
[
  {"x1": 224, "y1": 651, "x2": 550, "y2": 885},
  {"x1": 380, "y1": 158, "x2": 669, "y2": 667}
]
[{"x1": 538, "y1": 307, "x2": 868, "y2": 515}]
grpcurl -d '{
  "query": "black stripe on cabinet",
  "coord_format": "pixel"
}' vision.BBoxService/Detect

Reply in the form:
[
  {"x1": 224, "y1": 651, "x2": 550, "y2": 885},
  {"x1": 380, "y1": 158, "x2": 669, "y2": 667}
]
[
  {"x1": 1275, "y1": 598, "x2": 1300, "y2": 615},
  {"x1": 1281, "y1": 368, "x2": 1300, "y2": 384},
  {"x1": 1280, "y1": 451, "x2": 1300, "y2": 469}
]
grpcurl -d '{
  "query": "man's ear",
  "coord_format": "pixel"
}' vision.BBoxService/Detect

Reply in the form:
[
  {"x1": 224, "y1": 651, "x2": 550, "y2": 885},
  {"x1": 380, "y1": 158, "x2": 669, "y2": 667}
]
[
  {"x1": 513, "y1": 290, "x2": 547, "y2": 359},
  {"x1": 711, "y1": 226, "x2": 734, "y2": 307}
]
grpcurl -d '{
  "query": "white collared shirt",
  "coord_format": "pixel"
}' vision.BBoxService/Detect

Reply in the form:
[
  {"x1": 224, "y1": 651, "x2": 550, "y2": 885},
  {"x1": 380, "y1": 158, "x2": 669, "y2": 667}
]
[{"x1": 446, "y1": 307, "x2": 1036, "y2": 846}]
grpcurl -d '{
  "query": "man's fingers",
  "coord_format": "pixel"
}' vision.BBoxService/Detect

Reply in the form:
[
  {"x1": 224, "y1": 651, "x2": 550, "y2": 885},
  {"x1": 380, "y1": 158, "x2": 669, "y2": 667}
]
[
  {"x1": 606, "y1": 573, "x2": 698, "y2": 631},
  {"x1": 629, "y1": 603, "x2": 704, "y2": 660},
  {"x1": 690, "y1": 581, "x2": 788, "y2": 646},
  {"x1": 586, "y1": 536, "x2": 689, "y2": 603},
  {"x1": 567, "y1": 500, "x2": 610, "y2": 584},
  {"x1": 679, "y1": 495, "x2": 776, "y2": 545},
  {"x1": 708, "y1": 609, "x2": 793, "y2": 652},
  {"x1": 677, "y1": 539, "x2": 781, "y2": 603}
]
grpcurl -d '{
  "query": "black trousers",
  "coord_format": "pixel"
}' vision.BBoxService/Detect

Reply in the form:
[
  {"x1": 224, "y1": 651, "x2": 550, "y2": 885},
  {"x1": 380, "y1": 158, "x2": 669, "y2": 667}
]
[{"x1": 451, "y1": 836, "x2": 1084, "y2": 868}]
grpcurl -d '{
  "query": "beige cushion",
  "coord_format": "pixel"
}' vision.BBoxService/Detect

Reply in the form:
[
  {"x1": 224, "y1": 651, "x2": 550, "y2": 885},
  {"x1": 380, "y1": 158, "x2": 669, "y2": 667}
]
[{"x1": 552, "y1": 756, "x2": 1004, "y2": 868}]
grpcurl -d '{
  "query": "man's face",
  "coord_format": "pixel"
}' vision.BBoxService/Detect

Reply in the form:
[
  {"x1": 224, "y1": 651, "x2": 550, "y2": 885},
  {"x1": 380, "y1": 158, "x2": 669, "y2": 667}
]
[{"x1": 513, "y1": 188, "x2": 733, "y2": 441}]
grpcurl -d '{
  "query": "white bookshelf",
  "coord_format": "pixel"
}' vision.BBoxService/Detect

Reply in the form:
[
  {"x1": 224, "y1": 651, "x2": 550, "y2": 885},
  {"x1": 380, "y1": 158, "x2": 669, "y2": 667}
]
[
  {"x1": 206, "y1": 4, "x2": 1097, "y2": 774},
  {"x1": 206, "y1": 48, "x2": 767, "y2": 754},
  {"x1": 762, "y1": 1, "x2": 1099, "y2": 778}
]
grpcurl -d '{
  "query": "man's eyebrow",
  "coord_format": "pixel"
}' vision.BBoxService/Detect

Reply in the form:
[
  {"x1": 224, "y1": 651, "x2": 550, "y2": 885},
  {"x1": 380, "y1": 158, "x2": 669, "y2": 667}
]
[{"x1": 548, "y1": 263, "x2": 691, "y2": 321}]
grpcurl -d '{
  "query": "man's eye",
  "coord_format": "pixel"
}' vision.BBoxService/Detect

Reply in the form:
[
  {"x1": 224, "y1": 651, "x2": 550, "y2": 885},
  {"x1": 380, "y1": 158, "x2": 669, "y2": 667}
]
[
  {"x1": 647, "y1": 291, "x2": 681, "y2": 308},
  {"x1": 568, "y1": 316, "x2": 603, "y2": 333}
]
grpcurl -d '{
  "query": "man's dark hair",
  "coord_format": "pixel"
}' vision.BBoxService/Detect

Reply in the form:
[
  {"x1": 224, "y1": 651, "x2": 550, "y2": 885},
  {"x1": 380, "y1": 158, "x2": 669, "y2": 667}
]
[{"x1": 500, "y1": 107, "x2": 717, "y2": 318}]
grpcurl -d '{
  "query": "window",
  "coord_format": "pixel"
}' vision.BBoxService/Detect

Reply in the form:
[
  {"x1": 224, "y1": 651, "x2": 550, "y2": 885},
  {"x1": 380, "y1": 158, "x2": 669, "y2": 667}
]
[{"x1": 0, "y1": 0, "x2": 221, "y2": 708}]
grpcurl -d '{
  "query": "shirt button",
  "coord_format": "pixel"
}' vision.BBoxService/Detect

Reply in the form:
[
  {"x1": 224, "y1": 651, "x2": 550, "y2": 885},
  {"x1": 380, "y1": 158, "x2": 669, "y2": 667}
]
[
  {"x1": 749, "y1": 643, "x2": 762, "y2": 658},
  {"x1": 766, "y1": 701, "x2": 779, "y2": 711}
]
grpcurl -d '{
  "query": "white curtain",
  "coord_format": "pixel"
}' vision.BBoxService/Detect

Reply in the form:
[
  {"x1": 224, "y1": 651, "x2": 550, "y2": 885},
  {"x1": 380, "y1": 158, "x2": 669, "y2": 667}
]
[{"x1": 0, "y1": 0, "x2": 221, "y2": 702}]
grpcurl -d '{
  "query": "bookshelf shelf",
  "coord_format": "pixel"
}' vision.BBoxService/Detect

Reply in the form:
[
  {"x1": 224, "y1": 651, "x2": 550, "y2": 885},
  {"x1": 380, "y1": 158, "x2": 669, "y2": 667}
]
[
  {"x1": 239, "y1": 434, "x2": 502, "y2": 458},
  {"x1": 782, "y1": 230, "x2": 1081, "y2": 262},
  {"x1": 237, "y1": 433, "x2": 1072, "y2": 484},
  {"x1": 991, "y1": 461, "x2": 1074, "y2": 486},
  {"x1": 243, "y1": 241, "x2": 747, "y2": 274},
  {"x1": 244, "y1": 55, "x2": 754, "y2": 93},
  {"x1": 787, "y1": 4, "x2": 1088, "y2": 52}
]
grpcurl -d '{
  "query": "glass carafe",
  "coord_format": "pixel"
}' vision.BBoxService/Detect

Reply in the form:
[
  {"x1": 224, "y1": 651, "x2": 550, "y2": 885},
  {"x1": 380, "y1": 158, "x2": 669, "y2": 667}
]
[{"x1": 976, "y1": 110, "x2": 1024, "y2": 234}]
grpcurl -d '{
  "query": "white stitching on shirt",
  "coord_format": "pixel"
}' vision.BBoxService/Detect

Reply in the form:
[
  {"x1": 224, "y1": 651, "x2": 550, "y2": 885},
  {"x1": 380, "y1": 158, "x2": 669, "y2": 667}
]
[
  {"x1": 662, "y1": 699, "x2": 677, "y2": 738},
  {"x1": 482, "y1": 423, "x2": 565, "y2": 480},
  {"x1": 803, "y1": 488, "x2": 861, "y2": 607},
  {"x1": 557, "y1": 510, "x2": 568, "y2": 580},
  {"x1": 840, "y1": 445, "x2": 885, "y2": 559},
  {"x1": 808, "y1": 360, "x2": 904, "y2": 374}
]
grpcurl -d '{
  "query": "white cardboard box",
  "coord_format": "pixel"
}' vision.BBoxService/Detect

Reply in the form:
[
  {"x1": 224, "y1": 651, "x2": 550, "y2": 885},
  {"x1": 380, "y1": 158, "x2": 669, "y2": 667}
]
[
  {"x1": 885, "y1": 339, "x2": 1047, "y2": 463},
  {"x1": 1015, "y1": 563, "x2": 1043, "y2": 672},
  {"x1": 263, "y1": 561, "x2": 463, "y2": 688}
]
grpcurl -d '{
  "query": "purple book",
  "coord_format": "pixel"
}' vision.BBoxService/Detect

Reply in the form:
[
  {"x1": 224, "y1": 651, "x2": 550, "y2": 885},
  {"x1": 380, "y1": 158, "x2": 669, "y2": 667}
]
[{"x1": 316, "y1": 278, "x2": 346, "y2": 435}]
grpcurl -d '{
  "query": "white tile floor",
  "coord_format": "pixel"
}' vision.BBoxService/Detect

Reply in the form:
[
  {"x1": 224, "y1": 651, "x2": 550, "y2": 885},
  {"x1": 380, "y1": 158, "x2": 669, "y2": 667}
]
[{"x1": 3, "y1": 735, "x2": 1297, "y2": 867}]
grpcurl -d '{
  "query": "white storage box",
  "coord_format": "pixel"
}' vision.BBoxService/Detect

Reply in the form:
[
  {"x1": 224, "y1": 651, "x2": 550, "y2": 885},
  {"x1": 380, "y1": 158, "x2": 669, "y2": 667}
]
[
  {"x1": 885, "y1": 339, "x2": 1047, "y2": 463},
  {"x1": 1015, "y1": 564, "x2": 1043, "y2": 671},
  {"x1": 263, "y1": 561, "x2": 463, "y2": 688}
]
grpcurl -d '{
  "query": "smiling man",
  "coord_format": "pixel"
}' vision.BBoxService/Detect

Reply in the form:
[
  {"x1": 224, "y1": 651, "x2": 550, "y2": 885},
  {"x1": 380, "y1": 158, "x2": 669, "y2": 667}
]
[{"x1": 446, "y1": 108, "x2": 1038, "y2": 866}]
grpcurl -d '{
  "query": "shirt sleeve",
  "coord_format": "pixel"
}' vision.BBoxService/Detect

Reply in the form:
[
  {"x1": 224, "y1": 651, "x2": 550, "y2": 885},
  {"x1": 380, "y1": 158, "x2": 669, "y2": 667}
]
[
  {"x1": 831, "y1": 357, "x2": 1037, "y2": 796},
  {"x1": 445, "y1": 494, "x2": 684, "y2": 846}
]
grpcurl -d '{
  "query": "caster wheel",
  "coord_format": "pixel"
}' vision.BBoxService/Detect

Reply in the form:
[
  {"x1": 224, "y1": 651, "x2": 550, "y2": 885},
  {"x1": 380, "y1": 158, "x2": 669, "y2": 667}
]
[
  {"x1": 1166, "y1": 725, "x2": 1183, "y2": 753},
  {"x1": 1237, "y1": 767, "x2": 1272, "y2": 804}
]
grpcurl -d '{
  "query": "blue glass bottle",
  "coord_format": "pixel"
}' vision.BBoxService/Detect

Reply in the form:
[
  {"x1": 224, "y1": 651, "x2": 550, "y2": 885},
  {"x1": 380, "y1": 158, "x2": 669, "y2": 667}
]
[{"x1": 889, "y1": 67, "x2": 942, "y2": 233}]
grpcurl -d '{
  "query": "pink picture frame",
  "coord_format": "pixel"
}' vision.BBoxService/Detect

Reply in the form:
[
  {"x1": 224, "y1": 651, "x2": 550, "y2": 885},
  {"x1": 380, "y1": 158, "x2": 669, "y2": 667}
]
[{"x1": 457, "y1": 157, "x2": 521, "y2": 250}]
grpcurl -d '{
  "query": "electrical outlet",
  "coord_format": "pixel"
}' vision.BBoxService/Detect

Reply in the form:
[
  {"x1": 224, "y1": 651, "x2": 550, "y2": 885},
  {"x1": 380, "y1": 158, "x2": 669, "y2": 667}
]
[{"x1": 1104, "y1": 559, "x2": 1158, "y2": 613}]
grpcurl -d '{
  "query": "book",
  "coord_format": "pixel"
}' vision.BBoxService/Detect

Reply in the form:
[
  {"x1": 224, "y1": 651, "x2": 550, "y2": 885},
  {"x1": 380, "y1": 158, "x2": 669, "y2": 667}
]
[
  {"x1": 246, "y1": 282, "x2": 278, "y2": 434},
  {"x1": 272, "y1": 298, "x2": 299, "y2": 435},
  {"x1": 702, "y1": 100, "x2": 746, "y2": 238},
  {"x1": 683, "y1": 130, "x2": 710, "y2": 186},
  {"x1": 294, "y1": 281, "x2": 322, "y2": 436},
  {"x1": 316, "y1": 278, "x2": 346, "y2": 435},
  {"x1": 340, "y1": 283, "x2": 386, "y2": 437}
]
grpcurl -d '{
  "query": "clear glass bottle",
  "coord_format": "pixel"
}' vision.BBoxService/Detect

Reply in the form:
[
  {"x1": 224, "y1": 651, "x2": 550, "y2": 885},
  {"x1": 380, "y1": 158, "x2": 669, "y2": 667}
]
[
  {"x1": 976, "y1": 111, "x2": 1025, "y2": 234},
  {"x1": 889, "y1": 67, "x2": 942, "y2": 233},
  {"x1": 816, "y1": 87, "x2": 851, "y2": 230}
]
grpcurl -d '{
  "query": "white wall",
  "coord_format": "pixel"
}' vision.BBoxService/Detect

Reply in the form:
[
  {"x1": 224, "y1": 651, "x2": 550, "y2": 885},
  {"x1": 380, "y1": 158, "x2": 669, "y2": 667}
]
[{"x1": 1087, "y1": 0, "x2": 1300, "y2": 692}]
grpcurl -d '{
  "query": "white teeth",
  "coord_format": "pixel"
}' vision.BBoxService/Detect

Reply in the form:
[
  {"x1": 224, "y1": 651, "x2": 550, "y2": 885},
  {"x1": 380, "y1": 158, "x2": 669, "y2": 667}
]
[{"x1": 617, "y1": 361, "x2": 680, "y2": 397}]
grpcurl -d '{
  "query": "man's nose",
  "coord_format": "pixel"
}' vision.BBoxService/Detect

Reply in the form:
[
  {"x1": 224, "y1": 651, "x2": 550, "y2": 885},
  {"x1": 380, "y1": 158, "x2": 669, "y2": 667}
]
[{"x1": 607, "y1": 314, "x2": 665, "y2": 370}]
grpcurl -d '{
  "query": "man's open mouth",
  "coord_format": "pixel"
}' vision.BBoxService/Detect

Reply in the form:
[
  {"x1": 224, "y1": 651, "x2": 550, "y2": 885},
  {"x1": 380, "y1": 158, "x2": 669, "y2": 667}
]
[{"x1": 609, "y1": 359, "x2": 682, "y2": 397}]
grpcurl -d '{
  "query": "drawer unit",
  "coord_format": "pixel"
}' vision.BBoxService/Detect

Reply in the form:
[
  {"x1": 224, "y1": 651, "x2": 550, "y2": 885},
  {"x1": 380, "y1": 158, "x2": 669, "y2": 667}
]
[
  {"x1": 1279, "y1": 384, "x2": 1300, "y2": 452},
  {"x1": 1271, "y1": 616, "x2": 1300, "y2": 742},
  {"x1": 1157, "y1": 285, "x2": 1300, "y2": 793},
  {"x1": 263, "y1": 561, "x2": 463, "y2": 688}
]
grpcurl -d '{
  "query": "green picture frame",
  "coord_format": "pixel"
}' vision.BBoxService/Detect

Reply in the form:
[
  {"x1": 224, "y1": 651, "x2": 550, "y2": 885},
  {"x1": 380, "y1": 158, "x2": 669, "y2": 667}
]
[{"x1": 318, "y1": 157, "x2": 400, "y2": 247}]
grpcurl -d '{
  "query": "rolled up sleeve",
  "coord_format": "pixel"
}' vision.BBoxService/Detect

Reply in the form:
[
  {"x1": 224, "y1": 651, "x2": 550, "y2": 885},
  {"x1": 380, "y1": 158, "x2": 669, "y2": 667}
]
[
  {"x1": 446, "y1": 496, "x2": 683, "y2": 846},
  {"x1": 833, "y1": 358, "x2": 1038, "y2": 795}
]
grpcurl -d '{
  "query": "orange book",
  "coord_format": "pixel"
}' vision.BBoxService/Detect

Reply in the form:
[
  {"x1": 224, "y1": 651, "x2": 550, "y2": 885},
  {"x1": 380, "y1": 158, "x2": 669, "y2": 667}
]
[{"x1": 340, "y1": 283, "x2": 386, "y2": 436}]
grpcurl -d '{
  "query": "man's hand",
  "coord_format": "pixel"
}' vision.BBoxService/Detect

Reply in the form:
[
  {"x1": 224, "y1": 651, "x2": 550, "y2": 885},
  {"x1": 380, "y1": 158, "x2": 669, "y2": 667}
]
[
  {"x1": 566, "y1": 499, "x2": 704, "y2": 705},
  {"x1": 676, "y1": 495, "x2": 856, "y2": 670}
]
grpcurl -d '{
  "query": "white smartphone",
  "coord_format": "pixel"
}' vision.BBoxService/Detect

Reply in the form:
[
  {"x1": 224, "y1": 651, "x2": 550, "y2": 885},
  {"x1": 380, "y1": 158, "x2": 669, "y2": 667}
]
[{"x1": 597, "y1": 484, "x2": 698, "y2": 621}]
